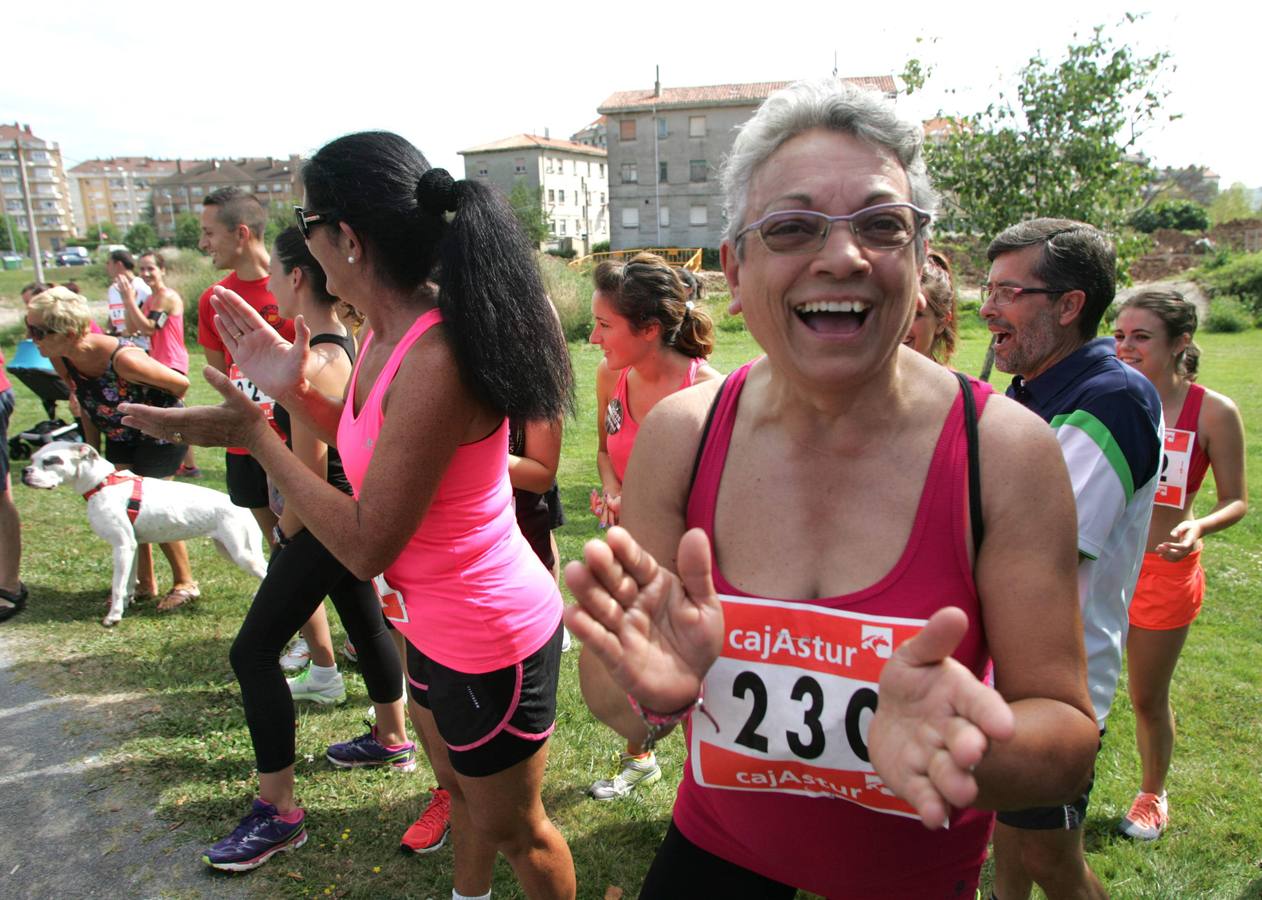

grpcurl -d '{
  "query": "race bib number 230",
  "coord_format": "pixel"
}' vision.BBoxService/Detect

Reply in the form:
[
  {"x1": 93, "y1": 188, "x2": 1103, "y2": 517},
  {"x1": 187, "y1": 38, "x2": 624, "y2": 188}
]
[{"x1": 691, "y1": 595, "x2": 925, "y2": 819}]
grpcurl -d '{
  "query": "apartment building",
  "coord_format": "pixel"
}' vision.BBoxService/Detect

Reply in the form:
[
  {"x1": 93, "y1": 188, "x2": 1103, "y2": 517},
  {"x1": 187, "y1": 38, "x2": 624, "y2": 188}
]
[
  {"x1": 459, "y1": 134, "x2": 609, "y2": 253},
  {"x1": 150, "y1": 156, "x2": 303, "y2": 239},
  {"x1": 0, "y1": 123, "x2": 76, "y2": 252},
  {"x1": 68, "y1": 157, "x2": 185, "y2": 235},
  {"x1": 597, "y1": 76, "x2": 896, "y2": 251},
  {"x1": 570, "y1": 117, "x2": 607, "y2": 149}
]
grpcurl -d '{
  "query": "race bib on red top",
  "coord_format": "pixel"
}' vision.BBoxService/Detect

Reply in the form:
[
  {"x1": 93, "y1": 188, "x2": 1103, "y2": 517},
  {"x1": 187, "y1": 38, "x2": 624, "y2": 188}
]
[
  {"x1": 228, "y1": 363, "x2": 276, "y2": 420},
  {"x1": 690, "y1": 594, "x2": 925, "y2": 819},
  {"x1": 108, "y1": 295, "x2": 126, "y2": 329},
  {"x1": 1155, "y1": 427, "x2": 1193, "y2": 509},
  {"x1": 374, "y1": 574, "x2": 408, "y2": 624}
]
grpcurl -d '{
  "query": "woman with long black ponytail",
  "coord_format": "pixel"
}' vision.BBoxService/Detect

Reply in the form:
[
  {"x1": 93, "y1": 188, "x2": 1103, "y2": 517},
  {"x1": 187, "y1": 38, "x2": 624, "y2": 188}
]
[{"x1": 122, "y1": 131, "x2": 575, "y2": 898}]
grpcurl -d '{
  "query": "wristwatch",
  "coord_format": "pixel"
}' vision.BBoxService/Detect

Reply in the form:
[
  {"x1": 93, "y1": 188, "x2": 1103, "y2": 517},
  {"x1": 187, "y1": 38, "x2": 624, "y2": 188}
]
[{"x1": 272, "y1": 524, "x2": 292, "y2": 549}]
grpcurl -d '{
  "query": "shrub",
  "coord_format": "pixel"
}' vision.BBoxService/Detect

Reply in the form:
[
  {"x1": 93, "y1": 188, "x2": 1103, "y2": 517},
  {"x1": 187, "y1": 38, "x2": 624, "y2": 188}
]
[
  {"x1": 1131, "y1": 200, "x2": 1210, "y2": 233},
  {"x1": 701, "y1": 247, "x2": 721, "y2": 270},
  {"x1": 1201, "y1": 251, "x2": 1262, "y2": 314},
  {"x1": 1203, "y1": 297, "x2": 1252, "y2": 333},
  {"x1": 591, "y1": 241, "x2": 610, "y2": 254},
  {"x1": 546, "y1": 247, "x2": 577, "y2": 260},
  {"x1": 537, "y1": 253, "x2": 592, "y2": 342},
  {"x1": 163, "y1": 253, "x2": 220, "y2": 342}
]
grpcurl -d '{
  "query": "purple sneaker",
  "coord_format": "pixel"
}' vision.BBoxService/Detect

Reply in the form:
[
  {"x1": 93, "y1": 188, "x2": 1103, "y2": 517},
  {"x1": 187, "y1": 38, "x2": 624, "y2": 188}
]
[
  {"x1": 326, "y1": 723, "x2": 416, "y2": 771},
  {"x1": 202, "y1": 798, "x2": 307, "y2": 872}
]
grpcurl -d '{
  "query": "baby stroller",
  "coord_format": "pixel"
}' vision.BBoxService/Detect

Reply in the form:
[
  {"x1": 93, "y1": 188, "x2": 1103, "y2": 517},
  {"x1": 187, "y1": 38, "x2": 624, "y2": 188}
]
[{"x1": 7, "y1": 339, "x2": 82, "y2": 460}]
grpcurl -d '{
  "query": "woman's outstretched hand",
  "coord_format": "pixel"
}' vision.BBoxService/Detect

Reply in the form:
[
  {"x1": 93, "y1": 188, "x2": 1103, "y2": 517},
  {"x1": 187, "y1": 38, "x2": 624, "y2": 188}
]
[
  {"x1": 120, "y1": 366, "x2": 271, "y2": 450},
  {"x1": 869, "y1": 607, "x2": 1015, "y2": 830},
  {"x1": 564, "y1": 526, "x2": 724, "y2": 714},
  {"x1": 210, "y1": 286, "x2": 310, "y2": 403}
]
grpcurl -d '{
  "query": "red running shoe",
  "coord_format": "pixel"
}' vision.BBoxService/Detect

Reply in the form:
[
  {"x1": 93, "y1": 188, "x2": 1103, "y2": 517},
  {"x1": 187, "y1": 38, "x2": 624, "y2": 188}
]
[{"x1": 400, "y1": 787, "x2": 451, "y2": 854}]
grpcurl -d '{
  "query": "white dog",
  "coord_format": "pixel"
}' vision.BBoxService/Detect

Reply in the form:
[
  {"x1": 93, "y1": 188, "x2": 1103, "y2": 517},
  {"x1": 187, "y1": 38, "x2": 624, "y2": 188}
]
[{"x1": 23, "y1": 441, "x2": 267, "y2": 627}]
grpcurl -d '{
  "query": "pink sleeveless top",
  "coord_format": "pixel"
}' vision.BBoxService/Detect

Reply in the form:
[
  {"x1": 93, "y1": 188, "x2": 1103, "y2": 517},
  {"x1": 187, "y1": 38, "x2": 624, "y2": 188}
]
[
  {"x1": 674, "y1": 361, "x2": 994, "y2": 899},
  {"x1": 606, "y1": 356, "x2": 702, "y2": 482},
  {"x1": 336, "y1": 308, "x2": 561, "y2": 673},
  {"x1": 144, "y1": 295, "x2": 189, "y2": 374}
]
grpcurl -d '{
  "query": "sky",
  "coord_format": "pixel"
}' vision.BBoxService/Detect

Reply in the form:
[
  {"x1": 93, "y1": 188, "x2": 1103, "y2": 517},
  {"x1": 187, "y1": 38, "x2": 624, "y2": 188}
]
[{"x1": 5, "y1": 0, "x2": 1260, "y2": 189}]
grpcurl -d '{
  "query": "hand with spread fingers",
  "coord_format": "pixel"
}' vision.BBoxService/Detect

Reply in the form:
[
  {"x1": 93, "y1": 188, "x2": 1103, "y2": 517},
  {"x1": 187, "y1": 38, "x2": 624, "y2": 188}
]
[
  {"x1": 564, "y1": 526, "x2": 724, "y2": 714},
  {"x1": 868, "y1": 607, "x2": 1016, "y2": 830},
  {"x1": 120, "y1": 366, "x2": 271, "y2": 450},
  {"x1": 210, "y1": 285, "x2": 310, "y2": 402}
]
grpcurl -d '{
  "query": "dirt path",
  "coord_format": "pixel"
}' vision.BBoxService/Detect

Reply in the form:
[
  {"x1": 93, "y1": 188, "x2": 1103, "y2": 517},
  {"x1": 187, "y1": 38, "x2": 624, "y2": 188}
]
[{"x1": 0, "y1": 632, "x2": 248, "y2": 900}]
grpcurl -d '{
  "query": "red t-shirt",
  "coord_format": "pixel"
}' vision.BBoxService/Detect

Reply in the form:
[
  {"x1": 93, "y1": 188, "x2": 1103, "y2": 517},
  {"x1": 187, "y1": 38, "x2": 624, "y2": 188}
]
[{"x1": 199, "y1": 271, "x2": 295, "y2": 455}]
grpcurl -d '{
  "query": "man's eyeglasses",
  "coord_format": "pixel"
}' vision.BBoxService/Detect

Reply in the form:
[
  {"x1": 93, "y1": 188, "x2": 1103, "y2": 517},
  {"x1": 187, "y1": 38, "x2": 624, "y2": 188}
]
[
  {"x1": 25, "y1": 321, "x2": 54, "y2": 341},
  {"x1": 294, "y1": 206, "x2": 337, "y2": 240},
  {"x1": 980, "y1": 283, "x2": 1070, "y2": 307},
  {"x1": 735, "y1": 203, "x2": 931, "y2": 255}
]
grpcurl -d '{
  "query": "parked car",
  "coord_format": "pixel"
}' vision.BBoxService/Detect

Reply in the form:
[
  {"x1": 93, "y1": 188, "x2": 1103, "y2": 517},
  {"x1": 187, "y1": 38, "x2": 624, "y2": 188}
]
[
  {"x1": 97, "y1": 243, "x2": 130, "y2": 262},
  {"x1": 55, "y1": 247, "x2": 91, "y2": 266}
]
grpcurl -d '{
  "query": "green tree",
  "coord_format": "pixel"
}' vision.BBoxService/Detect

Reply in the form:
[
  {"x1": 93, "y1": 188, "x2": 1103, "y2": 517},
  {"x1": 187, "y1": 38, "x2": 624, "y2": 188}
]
[
  {"x1": 0, "y1": 215, "x2": 29, "y2": 254},
  {"x1": 508, "y1": 180, "x2": 551, "y2": 244},
  {"x1": 1131, "y1": 199, "x2": 1210, "y2": 233},
  {"x1": 1208, "y1": 183, "x2": 1259, "y2": 226},
  {"x1": 264, "y1": 201, "x2": 293, "y2": 248},
  {"x1": 174, "y1": 212, "x2": 202, "y2": 250},
  {"x1": 927, "y1": 19, "x2": 1171, "y2": 250},
  {"x1": 96, "y1": 221, "x2": 123, "y2": 242},
  {"x1": 124, "y1": 222, "x2": 158, "y2": 251}
]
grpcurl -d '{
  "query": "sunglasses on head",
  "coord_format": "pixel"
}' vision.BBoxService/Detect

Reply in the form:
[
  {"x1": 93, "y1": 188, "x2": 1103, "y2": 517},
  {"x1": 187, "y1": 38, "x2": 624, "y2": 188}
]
[{"x1": 294, "y1": 206, "x2": 338, "y2": 240}]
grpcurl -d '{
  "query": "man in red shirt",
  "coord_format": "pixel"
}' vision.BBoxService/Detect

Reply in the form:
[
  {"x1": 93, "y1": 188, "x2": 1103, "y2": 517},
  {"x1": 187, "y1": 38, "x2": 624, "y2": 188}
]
[{"x1": 198, "y1": 187, "x2": 295, "y2": 542}]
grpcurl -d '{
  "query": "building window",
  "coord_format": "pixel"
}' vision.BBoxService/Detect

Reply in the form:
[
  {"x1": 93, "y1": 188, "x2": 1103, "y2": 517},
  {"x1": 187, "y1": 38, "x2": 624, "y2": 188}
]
[
  {"x1": 548, "y1": 189, "x2": 555, "y2": 203},
  {"x1": 659, "y1": 162, "x2": 668, "y2": 183},
  {"x1": 600, "y1": 164, "x2": 606, "y2": 177},
  {"x1": 546, "y1": 159, "x2": 554, "y2": 174},
  {"x1": 690, "y1": 205, "x2": 708, "y2": 226},
  {"x1": 559, "y1": 219, "x2": 567, "y2": 235},
  {"x1": 690, "y1": 116, "x2": 707, "y2": 137},
  {"x1": 621, "y1": 163, "x2": 638, "y2": 184},
  {"x1": 600, "y1": 192, "x2": 606, "y2": 204},
  {"x1": 622, "y1": 208, "x2": 639, "y2": 228},
  {"x1": 690, "y1": 160, "x2": 708, "y2": 183},
  {"x1": 514, "y1": 158, "x2": 526, "y2": 174},
  {"x1": 659, "y1": 206, "x2": 670, "y2": 227},
  {"x1": 619, "y1": 119, "x2": 637, "y2": 141},
  {"x1": 657, "y1": 117, "x2": 668, "y2": 138},
  {"x1": 561, "y1": 189, "x2": 568, "y2": 204}
]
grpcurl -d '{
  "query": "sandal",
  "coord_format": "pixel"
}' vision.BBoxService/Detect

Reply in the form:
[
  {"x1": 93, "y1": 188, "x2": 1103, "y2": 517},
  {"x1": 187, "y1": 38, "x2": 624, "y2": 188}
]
[
  {"x1": 158, "y1": 582, "x2": 201, "y2": 612},
  {"x1": 0, "y1": 581, "x2": 29, "y2": 623}
]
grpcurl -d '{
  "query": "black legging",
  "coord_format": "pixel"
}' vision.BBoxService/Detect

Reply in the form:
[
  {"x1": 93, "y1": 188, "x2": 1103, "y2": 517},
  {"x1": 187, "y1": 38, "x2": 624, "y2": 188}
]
[{"x1": 229, "y1": 527, "x2": 402, "y2": 773}]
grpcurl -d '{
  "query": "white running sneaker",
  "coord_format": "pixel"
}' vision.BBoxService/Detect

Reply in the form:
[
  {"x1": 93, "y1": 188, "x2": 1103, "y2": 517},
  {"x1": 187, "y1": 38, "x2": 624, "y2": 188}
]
[
  {"x1": 561, "y1": 627, "x2": 573, "y2": 652},
  {"x1": 286, "y1": 667, "x2": 346, "y2": 706},
  {"x1": 280, "y1": 638, "x2": 311, "y2": 672},
  {"x1": 588, "y1": 752, "x2": 661, "y2": 800}
]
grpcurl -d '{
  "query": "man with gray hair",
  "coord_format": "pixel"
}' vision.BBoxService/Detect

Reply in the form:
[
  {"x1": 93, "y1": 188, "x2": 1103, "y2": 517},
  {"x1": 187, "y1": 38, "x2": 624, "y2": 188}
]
[{"x1": 982, "y1": 218, "x2": 1162, "y2": 900}]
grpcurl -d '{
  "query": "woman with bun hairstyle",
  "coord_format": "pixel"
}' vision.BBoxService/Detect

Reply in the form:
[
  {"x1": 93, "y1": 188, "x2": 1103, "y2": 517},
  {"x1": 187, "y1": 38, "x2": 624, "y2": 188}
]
[
  {"x1": 584, "y1": 253, "x2": 720, "y2": 801},
  {"x1": 121, "y1": 132, "x2": 576, "y2": 896},
  {"x1": 903, "y1": 250, "x2": 957, "y2": 364},
  {"x1": 1113, "y1": 289, "x2": 1247, "y2": 841},
  {"x1": 590, "y1": 253, "x2": 719, "y2": 529}
]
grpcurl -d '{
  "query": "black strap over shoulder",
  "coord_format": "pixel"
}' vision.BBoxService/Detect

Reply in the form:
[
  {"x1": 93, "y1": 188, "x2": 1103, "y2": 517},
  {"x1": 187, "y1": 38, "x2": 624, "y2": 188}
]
[
  {"x1": 953, "y1": 370, "x2": 985, "y2": 554},
  {"x1": 686, "y1": 370, "x2": 736, "y2": 497},
  {"x1": 308, "y1": 332, "x2": 356, "y2": 363}
]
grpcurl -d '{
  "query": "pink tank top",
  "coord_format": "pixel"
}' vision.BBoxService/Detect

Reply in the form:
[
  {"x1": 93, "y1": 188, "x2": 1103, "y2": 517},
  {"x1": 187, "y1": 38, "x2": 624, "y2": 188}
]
[
  {"x1": 674, "y1": 361, "x2": 994, "y2": 899},
  {"x1": 336, "y1": 308, "x2": 561, "y2": 673},
  {"x1": 606, "y1": 356, "x2": 702, "y2": 482},
  {"x1": 144, "y1": 296, "x2": 189, "y2": 374}
]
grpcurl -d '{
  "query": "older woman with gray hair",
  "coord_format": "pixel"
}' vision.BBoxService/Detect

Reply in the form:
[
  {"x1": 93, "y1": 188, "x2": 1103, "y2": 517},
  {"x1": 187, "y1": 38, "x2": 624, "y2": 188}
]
[{"x1": 564, "y1": 78, "x2": 1099, "y2": 896}]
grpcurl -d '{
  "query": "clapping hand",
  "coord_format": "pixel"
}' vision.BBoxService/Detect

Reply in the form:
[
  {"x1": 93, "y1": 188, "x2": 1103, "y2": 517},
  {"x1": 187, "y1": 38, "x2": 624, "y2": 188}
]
[
  {"x1": 209, "y1": 286, "x2": 310, "y2": 402},
  {"x1": 564, "y1": 526, "x2": 724, "y2": 714},
  {"x1": 868, "y1": 607, "x2": 1015, "y2": 830},
  {"x1": 120, "y1": 366, "x2": 270, "y2": 450}
]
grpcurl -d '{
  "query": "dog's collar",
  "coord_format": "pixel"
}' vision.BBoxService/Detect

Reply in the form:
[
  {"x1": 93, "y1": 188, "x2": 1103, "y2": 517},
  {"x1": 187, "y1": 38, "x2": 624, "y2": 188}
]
[{"x1": 82, "y1": 471, "x2": 144, "y2": 524}]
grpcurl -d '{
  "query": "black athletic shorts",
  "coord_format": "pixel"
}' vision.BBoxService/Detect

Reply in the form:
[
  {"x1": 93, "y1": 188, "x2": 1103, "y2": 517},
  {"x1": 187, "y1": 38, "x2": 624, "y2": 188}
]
[
  {"x1": 640, "y1": 820, "x2": 797, "y2": 899},
  {"x1": 997, "y1": 729, "x2": 1105, "y2": 830},
  {"x1": 0, "y1": 389, "x2": 13, "y2": 485},
  {"x1": 105, "y1": 438, "x2": 186, "y2": 478},
  {"x1": 407, "y1": 623, "x2": 563, "y2": 777},
  {"x1": 225, "y1": 452, "x2": 269, "y2": 508}
]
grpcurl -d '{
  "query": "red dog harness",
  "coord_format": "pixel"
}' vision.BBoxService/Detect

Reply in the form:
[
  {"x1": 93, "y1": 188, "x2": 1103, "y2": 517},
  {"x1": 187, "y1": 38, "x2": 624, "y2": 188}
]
[{"x1": 82, "y1": 471, "x2": 144, "y2": 524}]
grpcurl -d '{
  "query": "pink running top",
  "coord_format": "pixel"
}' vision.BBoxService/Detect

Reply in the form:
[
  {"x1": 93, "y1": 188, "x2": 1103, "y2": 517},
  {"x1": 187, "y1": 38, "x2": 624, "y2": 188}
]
[
  {"x1": 606, "y1": 356, "x2": 702, "y2": 482},
  {"x1": 144, "y1": 295, "x2": 189, "y2": 374},
  {"x1": 674, "y1": 361, "x2": 995, "y2": 899},
  {"x1": 336, "y1": 308, "x2": 561, "y2": 673}
]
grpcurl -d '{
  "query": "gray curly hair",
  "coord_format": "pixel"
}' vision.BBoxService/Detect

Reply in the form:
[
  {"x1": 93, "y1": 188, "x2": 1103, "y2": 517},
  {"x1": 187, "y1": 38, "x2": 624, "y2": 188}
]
[{"x1": 720, "y1": 78, "x2": 937, "y2": 255}]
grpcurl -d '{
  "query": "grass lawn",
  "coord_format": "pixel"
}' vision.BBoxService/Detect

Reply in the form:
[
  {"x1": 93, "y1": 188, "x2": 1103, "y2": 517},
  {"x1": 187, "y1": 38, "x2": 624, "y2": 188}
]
[{"x1": 2, "y1": 301, "x2": 1260, "y2": 899}]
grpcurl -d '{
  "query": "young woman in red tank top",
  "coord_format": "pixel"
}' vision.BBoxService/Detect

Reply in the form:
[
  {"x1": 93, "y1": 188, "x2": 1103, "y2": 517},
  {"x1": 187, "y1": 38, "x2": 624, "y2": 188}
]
[
  {"x1": 565, "y1": 80, "x2": 1100, "y2": 898},
  {"x1": 584, "y1": 253, "x2": 720, "y2": 802},
  {"x1": 1113, "y1": 290, "x2": 1247, "y2": 841}
]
